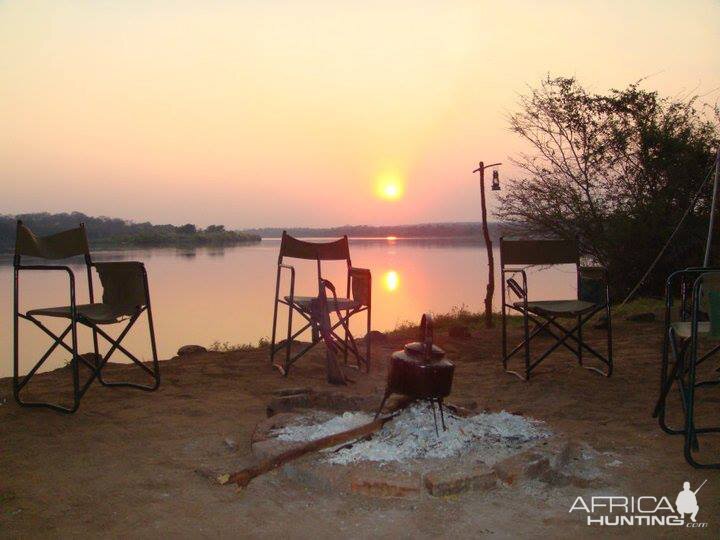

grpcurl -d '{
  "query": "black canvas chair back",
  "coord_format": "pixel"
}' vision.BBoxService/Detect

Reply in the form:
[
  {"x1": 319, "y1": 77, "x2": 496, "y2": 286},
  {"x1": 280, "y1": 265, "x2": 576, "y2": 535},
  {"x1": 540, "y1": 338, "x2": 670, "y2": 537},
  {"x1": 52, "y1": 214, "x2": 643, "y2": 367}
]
[
  {"x1": 15, "y1": 222, "x2": 90, "y2": 260},
  {"x1": 499, "y1": 238, "x2": 579, "y2": 266},
  {"x1": 499, "y1": 237, "x2": 612, "y2": 380},
  {"x1": 270, "y1": 231, "x2": 372, "y2": 382},
  {"x1": 13, "y1": 221, "x2": 160, "y2": 413},
  {"x1": 278, "y1": 233, "x2": 350, "y2": 262},
  {"x1": 654, "y1": 268, "x2": 720, "y2": 469}
]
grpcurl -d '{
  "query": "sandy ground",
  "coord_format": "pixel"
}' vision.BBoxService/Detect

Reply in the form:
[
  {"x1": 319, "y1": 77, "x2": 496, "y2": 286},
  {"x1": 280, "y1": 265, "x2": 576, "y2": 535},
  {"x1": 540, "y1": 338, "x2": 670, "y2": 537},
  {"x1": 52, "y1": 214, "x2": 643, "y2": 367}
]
[{"x1": 1, "y1": 314, "x2": 718, "y2": 539}]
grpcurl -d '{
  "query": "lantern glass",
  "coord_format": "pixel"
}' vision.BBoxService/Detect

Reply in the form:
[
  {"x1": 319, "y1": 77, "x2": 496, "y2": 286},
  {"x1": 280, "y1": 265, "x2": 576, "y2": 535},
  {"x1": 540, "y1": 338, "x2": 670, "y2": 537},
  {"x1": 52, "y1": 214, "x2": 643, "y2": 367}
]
[{"x1": 491, "y1": 169, "x2": 500, "y2": 191}]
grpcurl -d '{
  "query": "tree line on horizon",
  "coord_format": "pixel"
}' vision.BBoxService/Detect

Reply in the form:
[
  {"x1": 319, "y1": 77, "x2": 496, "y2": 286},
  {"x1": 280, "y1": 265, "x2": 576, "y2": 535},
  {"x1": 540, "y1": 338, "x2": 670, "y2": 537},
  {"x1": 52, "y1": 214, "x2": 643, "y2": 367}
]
[
  {"x1": 0, "y1": 212, "x2": 261, "y2": 252},
  {"x1": 243, "y1": 221, "x2": 504, "y2": 239}
]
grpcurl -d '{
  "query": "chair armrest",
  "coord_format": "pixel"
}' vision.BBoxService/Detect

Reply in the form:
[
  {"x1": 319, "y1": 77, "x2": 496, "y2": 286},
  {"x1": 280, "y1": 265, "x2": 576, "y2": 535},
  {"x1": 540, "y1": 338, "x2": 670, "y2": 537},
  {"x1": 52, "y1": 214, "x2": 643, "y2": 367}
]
[
  {"x1": 502, "y1": 267, "x2": 528, "y2": 301},
  {"x1": 277, "y1": 263, "x2": 296, "y2": 301},
  {"x1": 16, "y1": 265, "x2": 77, "y2": 310},
  {"x1": 92, "y1": 261, "x2": 145, "y2": 269},
  {"x1": 687, "y1": 271, "x2": 720, "y2": 331}
]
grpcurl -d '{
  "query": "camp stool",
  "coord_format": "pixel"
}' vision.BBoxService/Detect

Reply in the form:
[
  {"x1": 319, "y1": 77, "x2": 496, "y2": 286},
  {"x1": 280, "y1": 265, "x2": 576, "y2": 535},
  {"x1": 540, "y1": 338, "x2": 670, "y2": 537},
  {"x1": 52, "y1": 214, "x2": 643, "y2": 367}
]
[
  {"x1": 13, "y1": 221, "x2": 160, "y2": 413},
  {"x1": 500, "y1": 237, "x2": 613, "y2": 380}
]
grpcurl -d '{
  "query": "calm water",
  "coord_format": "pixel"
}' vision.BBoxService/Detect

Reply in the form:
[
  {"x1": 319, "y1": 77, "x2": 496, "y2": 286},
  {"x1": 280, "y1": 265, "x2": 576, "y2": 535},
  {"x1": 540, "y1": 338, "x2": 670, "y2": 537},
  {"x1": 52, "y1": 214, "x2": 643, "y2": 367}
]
[{"x1": 1, "y1": 238, "x2": 576, "y2": 377}]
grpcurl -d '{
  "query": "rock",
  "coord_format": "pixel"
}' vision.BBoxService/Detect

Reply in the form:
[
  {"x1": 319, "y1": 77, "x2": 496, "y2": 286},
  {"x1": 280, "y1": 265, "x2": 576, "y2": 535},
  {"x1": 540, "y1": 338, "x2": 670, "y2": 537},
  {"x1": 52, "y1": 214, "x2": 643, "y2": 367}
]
[
  {"x1": 448, "y1": 324, "x2": 472, "y2": 339},
  {"x1": 494, "y1": 440, "x2": 605, "y2": 489},
  {"x1": 177, "y1": 344, "x2": 207, "y2": 356},
  {"x1": 223, "y1": 437, "x2": 238, "y2": 452},
  {"x1": 424, "y1": 464, "x2": 497, "y2": 496},
  {"x1": 493, "y1": 449, "x2": 545, "y2": 485},
  {"x1": 626, "y1": 312, "x2": 656, "y2": 323},
  {"x1": 350, "y1": 471, "x2": 422, "y2": 498},
  {"x1": 314, "y1": 391, "x2": 377, "y2": 412},
  {"x1": 266, "y1": 393, "x2": 315, "y2": 416}
]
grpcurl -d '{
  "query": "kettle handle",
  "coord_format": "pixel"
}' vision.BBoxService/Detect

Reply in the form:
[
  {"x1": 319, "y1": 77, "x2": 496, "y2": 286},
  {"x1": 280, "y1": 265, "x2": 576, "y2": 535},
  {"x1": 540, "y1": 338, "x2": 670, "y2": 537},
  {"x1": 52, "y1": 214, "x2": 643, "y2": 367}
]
[{"x1": 420, "y1": 313, "x2": 434, "y2": 360}]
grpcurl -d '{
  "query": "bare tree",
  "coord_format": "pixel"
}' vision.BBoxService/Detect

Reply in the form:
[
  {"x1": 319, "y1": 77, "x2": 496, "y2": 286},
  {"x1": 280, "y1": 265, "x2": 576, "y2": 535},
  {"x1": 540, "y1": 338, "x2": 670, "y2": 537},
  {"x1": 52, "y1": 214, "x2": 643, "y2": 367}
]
[{"x1": 498, "y1": 77, "x2": 719, "y2": 297}]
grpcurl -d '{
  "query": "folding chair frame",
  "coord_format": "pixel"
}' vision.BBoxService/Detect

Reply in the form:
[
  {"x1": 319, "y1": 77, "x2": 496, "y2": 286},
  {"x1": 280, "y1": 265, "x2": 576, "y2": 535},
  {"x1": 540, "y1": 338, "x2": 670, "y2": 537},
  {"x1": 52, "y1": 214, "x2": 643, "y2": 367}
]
[
  {"x1": 654, "y1": 268, "x2": 720, "y2": 469},
  {"x1": 13, "y1": 222, "x2": 160, "y2": 414},
  {"x1": 500, "y1": 238, "x2": 613, "y2": 381},
  {"x1": 270, "y1": 233, "x2": 371, "y2": 377}
]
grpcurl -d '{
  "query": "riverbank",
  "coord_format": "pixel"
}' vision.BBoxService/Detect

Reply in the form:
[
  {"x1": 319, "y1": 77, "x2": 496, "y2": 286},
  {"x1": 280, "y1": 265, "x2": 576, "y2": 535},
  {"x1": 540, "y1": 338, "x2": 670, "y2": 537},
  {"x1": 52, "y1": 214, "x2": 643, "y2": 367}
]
[{"x1": 1, "y1": 308, "x2": 717, "y2": 537}]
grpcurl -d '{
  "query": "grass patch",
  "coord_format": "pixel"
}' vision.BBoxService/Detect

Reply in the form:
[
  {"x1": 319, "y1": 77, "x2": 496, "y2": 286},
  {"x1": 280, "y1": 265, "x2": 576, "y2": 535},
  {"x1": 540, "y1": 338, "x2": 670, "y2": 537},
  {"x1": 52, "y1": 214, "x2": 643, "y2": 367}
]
[{"x1": 209, "y1": 337, "x2": 270, "y2": 352}]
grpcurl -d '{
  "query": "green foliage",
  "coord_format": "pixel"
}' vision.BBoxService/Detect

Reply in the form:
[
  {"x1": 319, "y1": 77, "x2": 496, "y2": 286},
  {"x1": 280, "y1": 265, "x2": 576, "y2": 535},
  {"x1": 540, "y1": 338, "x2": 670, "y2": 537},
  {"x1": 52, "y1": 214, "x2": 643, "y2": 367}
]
[
  {"x1": 0, "y1": 212, "x2": 260, "y2": 252},
  {"x1": 499, "y1": 76, "x2": 719, "y2": 298}
]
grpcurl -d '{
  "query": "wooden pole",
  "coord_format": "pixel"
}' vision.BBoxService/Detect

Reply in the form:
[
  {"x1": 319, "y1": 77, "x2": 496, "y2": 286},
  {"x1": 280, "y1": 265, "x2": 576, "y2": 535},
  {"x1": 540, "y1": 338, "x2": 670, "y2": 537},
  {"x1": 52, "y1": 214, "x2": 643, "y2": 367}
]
[{"x1": 478, "y1": 162, "x2": 495, "y2": 328}]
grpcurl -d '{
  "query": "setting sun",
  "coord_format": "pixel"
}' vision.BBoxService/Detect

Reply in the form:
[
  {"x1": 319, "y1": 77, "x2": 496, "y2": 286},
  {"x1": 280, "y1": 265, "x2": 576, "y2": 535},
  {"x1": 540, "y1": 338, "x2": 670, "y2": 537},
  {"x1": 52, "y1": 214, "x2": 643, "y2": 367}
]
[
  {"x1": 382, "y1": 270, "x2": 400, "y2": 292},
  {"x1": 375, "y1": 172, "x2": 404, "y2": 201}
]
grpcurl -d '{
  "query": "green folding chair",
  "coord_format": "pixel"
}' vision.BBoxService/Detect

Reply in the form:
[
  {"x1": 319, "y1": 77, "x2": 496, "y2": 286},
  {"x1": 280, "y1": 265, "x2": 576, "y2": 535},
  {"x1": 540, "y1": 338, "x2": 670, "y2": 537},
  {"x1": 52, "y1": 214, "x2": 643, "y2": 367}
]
[
  {"x1": 654, "y1": 268, "x2": 720, "y2": 468},
  {"x1": 13, "y1": 221, "x2": 160, "y2": 413},
  {"x1": 270, "y1": 232, "x2": 371, "y2": 377},
  {"x1": 500, "y1": 237, "x2": 613, "y2": 380}
]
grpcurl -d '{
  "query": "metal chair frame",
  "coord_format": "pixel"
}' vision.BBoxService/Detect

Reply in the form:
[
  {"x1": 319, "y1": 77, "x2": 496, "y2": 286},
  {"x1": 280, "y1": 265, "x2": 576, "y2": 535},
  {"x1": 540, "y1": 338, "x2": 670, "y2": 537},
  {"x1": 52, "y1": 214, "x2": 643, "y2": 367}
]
[
  {"x1": 270, "y1": 232, "x2": 371, "y2": 376},
  {"x1": 654, "y1": 267, "x2": 720, "y2": 468},
  {"x1": 500, "y1": 237, "x2": 613, "y2": 381},
  {"x1": 13, "y1": 221, "x2": 160, "y2": 414}
]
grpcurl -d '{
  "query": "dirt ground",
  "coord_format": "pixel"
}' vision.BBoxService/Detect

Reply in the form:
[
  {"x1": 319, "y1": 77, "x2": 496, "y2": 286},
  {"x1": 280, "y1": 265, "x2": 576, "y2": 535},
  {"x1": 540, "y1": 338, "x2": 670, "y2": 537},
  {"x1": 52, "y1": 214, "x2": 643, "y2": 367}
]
[{"x1": 1, "y1": 314, "x2": 718, "y2": 539}]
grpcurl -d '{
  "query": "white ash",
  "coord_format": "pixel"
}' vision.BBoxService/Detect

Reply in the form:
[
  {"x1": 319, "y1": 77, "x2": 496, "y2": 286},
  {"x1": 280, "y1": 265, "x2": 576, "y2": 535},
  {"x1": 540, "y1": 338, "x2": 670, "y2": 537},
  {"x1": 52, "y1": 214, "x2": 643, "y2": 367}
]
[
  {"x1": 270, "y1": 403, "x2": 549, "y2": 465},
  {"x1": 273, "y1": 411, "x2": 373, "y2": 442}
]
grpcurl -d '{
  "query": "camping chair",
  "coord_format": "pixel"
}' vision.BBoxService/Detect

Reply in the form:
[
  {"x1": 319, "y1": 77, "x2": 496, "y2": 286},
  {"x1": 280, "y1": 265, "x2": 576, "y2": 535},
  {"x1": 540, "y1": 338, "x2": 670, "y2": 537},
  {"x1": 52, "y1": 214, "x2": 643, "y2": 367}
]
[
  {"x1": 500, "y1": 237, "x2": 613, "y2": 380},
  {"x1": 13, "y1": 221, "x2": 160, "y2": 413},
  {"x1": 653, "y1": 268, "x2": 720, "y2": 468},
  {"x1": 270, "y1": 232, "x2": 371, "y2": 377}
]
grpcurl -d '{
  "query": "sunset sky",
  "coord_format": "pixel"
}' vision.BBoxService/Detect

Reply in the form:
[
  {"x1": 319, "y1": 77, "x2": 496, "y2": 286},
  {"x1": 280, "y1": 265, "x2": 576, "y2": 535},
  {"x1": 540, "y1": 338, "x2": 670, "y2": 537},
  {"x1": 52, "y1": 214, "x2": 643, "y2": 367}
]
[{"x1": 1, "y1": 1, "x2": 718, "y2": 229}]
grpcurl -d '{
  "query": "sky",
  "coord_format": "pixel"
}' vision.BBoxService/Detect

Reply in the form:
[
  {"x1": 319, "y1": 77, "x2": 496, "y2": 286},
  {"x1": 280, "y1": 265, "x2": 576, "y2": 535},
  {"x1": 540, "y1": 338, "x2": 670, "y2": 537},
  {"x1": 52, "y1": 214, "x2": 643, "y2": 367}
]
[{"x1": 1, "y1": 0, "x2": 719, "y2": 229}]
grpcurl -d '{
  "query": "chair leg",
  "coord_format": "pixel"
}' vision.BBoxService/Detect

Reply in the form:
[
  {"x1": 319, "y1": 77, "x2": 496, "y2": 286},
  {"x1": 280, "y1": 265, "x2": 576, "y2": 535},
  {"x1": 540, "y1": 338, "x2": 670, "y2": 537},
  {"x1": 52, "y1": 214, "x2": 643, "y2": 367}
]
[
  {"x1": 14, "y1": 316, "x2": 82, "y2": 414},
  {"x1": 501, "y1": 303, "x2": 508, "y2": 371},
  {"x1": 657, "y1": 331, "x2": 690, "y2": 435},
  {"x1": 284, "y1": 300, "x2": 294, "y2": 375},
  {"x1": 366, "y1": 306, "x2": 371, "y2": 373},
  {"x1": 684, "y1": 334, "x2": 720, "y2": 469},
  {"x1": 343, "y1": 309, "x2": 349, "y2": 366},
  {"x1": 270, "y1": 298, "x2": 279, "y2": 363},
  {"x1": 96, "y1": 311, "x2": 160, "y2": 391},
  {"x1": 523, "y1": 309, "x2": 530, "y2": 380},
  {"x1": 146, "y1": 301, "x2": 161, "y2": 390},
  {"x1": 605, "y1": 303, "x2": 613, "y2": 377},
  {"x1": 576, "y1": 314, "x2": 583, "y2": 365}
]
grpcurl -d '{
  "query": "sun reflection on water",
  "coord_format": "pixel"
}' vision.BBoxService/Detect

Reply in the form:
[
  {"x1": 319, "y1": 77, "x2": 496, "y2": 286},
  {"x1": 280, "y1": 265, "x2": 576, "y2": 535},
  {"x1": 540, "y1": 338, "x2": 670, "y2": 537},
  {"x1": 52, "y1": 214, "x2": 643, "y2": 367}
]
[{"x1": 383, "y1": 270, "x2": 399, "y2": 292}]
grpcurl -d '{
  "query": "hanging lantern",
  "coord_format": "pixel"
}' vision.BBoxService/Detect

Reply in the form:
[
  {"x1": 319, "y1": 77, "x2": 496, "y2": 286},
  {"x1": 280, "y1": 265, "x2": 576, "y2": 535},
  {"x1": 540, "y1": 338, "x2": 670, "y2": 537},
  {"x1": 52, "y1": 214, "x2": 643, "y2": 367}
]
[{"x1": 491, "y1": 169, "x2": 501, "y2": 191}]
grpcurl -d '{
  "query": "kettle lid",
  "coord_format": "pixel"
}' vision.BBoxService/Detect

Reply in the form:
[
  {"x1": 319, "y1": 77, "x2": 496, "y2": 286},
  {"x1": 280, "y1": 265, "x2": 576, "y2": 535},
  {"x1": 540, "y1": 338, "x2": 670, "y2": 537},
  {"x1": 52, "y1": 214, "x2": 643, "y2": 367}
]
[{"x1": 404, "y1": 341, "x2": 445, "y2": 359}]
